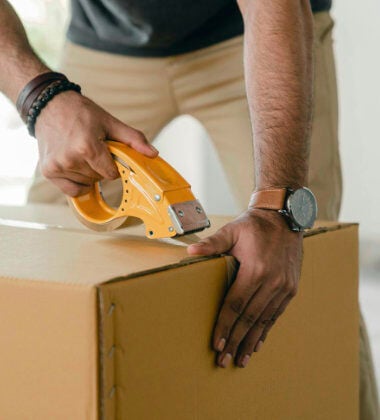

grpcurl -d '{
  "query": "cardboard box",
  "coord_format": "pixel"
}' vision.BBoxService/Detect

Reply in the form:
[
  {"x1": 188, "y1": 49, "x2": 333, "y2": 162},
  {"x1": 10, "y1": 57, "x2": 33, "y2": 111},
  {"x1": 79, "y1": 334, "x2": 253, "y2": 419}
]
[{"x1": 0, "y1": 205, "x2": 359, "y2": 419}]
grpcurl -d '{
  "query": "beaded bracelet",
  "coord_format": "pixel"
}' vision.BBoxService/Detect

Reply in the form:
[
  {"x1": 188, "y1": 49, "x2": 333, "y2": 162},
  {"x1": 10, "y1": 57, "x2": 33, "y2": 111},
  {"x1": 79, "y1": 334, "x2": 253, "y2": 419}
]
[
  {"x1": 26, "y1": 79, "x2": 82, "y2": 137},
  {"x1": 16, "y1": 72, "x2": 68, "y2": 122}
]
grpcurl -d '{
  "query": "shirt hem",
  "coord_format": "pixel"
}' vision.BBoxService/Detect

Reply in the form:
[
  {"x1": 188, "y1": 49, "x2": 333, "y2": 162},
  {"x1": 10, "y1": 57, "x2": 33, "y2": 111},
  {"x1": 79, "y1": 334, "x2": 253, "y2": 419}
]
[
  {"x1": 66, "y1": 30, "x2": 244, "y2": 58},
  {"x1": 67, "y1": 5, "x2": 331, "y2": 58}
]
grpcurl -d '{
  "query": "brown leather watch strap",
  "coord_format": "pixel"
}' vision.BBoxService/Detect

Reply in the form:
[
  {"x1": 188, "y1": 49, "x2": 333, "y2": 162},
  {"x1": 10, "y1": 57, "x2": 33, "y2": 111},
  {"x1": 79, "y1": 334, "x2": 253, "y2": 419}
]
[{"x1": 249, "y1": 188, "x2": 287, "y2": 211}]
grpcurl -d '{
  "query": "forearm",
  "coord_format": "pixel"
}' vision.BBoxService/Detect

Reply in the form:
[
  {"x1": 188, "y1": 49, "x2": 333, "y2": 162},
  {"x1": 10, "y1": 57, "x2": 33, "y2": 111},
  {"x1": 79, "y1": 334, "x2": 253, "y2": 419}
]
[
  {"x1": 238, "y1": 0, "x2": 314, "y2": 190},
  {"x1": 0, "y1": 0, "x2": 49, "y2": 103}
]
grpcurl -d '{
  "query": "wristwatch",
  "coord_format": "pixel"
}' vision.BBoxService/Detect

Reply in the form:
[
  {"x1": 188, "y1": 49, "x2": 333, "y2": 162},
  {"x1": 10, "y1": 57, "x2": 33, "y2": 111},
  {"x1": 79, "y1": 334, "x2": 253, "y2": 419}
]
[{"x1": 250, "y1": 187, "x2": 318, "y2": 232}]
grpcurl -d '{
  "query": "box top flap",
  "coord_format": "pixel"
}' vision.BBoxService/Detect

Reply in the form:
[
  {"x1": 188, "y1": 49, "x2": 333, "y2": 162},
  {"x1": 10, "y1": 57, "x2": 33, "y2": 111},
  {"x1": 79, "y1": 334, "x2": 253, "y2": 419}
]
[{"x1": 0, "y1": 204, "x2": 356, "y2": 286}]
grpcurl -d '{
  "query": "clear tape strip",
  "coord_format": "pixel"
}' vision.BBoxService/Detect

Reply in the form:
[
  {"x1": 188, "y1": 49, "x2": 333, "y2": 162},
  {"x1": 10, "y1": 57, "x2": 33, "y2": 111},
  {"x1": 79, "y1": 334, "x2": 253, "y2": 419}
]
[
  {"x1": 0, "y1": 218, "x2": 64, "y2": 231},
  {"x1": 158, "y1": 233, "x2": 200, "y2": 247},
  {"x1": 0, "y1": 218, "x2": 201, "y2": 246}
]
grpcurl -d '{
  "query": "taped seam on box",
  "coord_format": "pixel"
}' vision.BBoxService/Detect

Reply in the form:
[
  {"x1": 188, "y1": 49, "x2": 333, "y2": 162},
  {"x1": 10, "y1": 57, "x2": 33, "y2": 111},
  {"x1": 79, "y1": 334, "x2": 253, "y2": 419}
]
[
  {"x1": 0, "y1": 274, "x2": 94, "y2": 288},
  {"x1": 97, "y1": 288, "x2": 117, "y2": 420},
  {"x1": 303, "y1": 223, "x2": 358, "y2": 237}
]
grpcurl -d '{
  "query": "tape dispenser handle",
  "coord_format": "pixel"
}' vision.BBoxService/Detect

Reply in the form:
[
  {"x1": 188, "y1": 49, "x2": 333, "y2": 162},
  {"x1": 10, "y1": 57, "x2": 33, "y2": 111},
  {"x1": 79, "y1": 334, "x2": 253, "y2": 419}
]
[{"x1": 69, "y1": 142, "x2": 128, "y2": 231}]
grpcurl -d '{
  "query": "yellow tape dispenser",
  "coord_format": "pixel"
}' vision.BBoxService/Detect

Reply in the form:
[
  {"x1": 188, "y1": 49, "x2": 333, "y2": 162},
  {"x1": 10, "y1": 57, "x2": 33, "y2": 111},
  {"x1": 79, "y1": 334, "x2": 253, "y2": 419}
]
[{"x1": 69, "y1": 141, "x2": 211, "y2": 239}]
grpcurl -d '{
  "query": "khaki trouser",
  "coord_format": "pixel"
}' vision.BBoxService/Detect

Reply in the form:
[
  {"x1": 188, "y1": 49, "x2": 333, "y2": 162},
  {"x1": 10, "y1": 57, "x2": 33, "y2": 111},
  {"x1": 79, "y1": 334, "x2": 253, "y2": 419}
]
[{"x1": 28, "y1": 11, "x2": 379, "y2": 419}]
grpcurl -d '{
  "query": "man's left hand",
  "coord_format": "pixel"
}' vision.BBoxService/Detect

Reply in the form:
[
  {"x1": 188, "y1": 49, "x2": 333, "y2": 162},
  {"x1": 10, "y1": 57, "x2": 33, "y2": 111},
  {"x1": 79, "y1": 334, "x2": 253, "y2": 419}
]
[{"x1": 187, "y1": 209, "x2": 303, "y2": 368}]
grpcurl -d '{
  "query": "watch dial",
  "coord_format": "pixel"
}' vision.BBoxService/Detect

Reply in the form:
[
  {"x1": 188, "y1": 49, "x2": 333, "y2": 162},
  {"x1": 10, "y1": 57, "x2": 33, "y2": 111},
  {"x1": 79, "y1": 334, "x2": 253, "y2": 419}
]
[{"x1": 287, "y1": 188, "x2": 317, "y2": 229}]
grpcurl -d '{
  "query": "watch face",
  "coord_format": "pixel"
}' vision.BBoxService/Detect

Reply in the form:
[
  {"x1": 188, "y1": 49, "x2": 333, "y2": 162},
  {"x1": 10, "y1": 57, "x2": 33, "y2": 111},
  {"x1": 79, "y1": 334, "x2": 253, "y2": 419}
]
[{"x1": 287, "y1": 188, "x2": 317, "y2": 229}]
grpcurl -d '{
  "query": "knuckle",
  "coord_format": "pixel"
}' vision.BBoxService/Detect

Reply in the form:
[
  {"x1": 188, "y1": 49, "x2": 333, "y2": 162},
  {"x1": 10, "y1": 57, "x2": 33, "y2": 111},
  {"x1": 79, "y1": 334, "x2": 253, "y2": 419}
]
[
  {"x1": 270, "y1": 308, "x2": 281, "y2": 322},
  {"x1": 270, "y1": 277, "x2": 284, "y2": 292},
  {"x1": 275, "y1": 306, "x2": 286, "y2": 319},
  {"x1": 266, "y1": 307, "x2": 285, "y2": 327},
  {"x1": 283, "y1": 280, "x2": 293, "y2": 294},
  {"x1": 64, "y1": 184, "x2": 81, "y2": 197},
  {"x1": 269, "y1": 315, "x2": 278, "y2": 326},
  {"x1": 262, "y1": 309, "x2": 282, "y2": 328},
  {"x1": 253, "y1": 263, "x2": 267, "y2": 279},
  {"x1": 288, "y1": 285, "x2": 298, "y2": 298},
  {"x1": 217, "y1": 225, "x2": 230, "y2": 236},
  {"x1": 240, "y1": 312, "x2": 257, "y2": 328},
  {"x1": 260, "y1": 317, "x2": 273, "y2": 328},
  {"x1": 76, "y1": 142, "x2": 94, "y2": 158},
  {"x1": 66, "y1": 184, "x2": 86, "y2": 197},
  {"x1": 260, "y1": 330, "x2": 269, "y2": 342},
  {"x1": 89, "y1": 148, "x2": 101, "y2": 162},
  {"x1": 41, "y1": 160, "x2": 60, "y2": 178},
  {"x1": 227, "y1": 297, "x2": 246, "y2": 316},
  {"x1": 40, "y1": 167, "x2": 50, "y2": 179},
  {"x1": 60, "y1": 156, "x2": 77, "y2": 171}
]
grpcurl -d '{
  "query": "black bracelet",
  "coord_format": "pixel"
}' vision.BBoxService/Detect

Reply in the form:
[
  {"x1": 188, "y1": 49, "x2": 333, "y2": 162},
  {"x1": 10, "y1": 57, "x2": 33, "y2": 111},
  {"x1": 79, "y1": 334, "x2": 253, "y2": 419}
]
[
  {"x1": 26, "y1": 80, "x2": 82, "y2": 137},
  {"x1": 16, "y1": 72, "x2": 68, "y2": 122}
]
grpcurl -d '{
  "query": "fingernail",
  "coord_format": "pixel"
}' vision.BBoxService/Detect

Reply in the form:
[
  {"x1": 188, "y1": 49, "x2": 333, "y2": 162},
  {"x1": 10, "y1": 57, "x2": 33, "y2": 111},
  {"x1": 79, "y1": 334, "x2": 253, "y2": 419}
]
[
  {"x1": 255, "y1": 340, "x2": 264, "y2": 353},
  {"x1": 220, "y1": 353, "x2": 232, "y2": 368},
  {"x1": 241, "y1": 354, "x2": 250, "y2": 368},
  {"x1": 216, "y1": 338, "x2": 226, "y2": 352},
  {"x1": 149, "y1": 144, "x2": 158, "y2": 153},
  {"x1": 191, "y1": 242, "x2": 204, "y2": 247},
  {"x1": 188, "y1": 243, "x2": 204, "y2": 254}
]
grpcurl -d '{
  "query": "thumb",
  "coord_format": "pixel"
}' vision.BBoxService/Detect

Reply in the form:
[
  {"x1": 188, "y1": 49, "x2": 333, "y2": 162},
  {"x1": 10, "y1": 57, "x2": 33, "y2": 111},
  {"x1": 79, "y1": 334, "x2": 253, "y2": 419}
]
[
  {"x1": 187, "y1": 227, "x2": 234, "y2": 256},
  {"x1": 107, "y1": 117, "x2": 158, "y2": 157}
]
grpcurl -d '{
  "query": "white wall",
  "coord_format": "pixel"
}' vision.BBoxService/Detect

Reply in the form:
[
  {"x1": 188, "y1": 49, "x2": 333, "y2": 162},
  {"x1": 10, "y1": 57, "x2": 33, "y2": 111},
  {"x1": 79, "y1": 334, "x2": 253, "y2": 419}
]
[{"x1": 332, "y1": 1, "x2": 380, "y2": 237}]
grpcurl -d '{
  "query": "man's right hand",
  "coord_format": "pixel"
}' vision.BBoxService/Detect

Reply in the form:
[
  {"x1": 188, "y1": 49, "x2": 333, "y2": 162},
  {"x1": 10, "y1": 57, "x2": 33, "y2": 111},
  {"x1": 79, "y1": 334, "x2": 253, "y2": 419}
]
[{"x1": 34, "y1": 90, "x2": 158, "y2": 197}]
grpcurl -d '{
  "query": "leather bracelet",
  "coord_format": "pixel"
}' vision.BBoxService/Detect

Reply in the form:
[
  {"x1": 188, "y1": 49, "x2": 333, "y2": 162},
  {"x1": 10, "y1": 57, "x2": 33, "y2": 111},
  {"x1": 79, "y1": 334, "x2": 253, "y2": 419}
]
[
  {"x1": 26, "y1": 80, "x2": 82, "y2": 137},
  {"x1": 16, "y1": 72, "x2": 68, "y2": 122}
]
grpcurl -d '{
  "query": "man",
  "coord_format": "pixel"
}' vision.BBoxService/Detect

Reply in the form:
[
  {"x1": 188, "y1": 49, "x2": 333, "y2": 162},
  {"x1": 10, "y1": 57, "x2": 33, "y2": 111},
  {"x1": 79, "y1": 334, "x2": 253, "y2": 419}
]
[{"x1": 0, "y1": 0, "x2": 378, "y2": 418}]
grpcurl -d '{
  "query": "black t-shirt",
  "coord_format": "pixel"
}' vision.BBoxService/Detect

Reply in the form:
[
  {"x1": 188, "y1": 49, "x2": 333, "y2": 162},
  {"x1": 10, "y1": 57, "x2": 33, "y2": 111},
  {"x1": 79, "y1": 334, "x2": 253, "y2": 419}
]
[{"x1": 67, "y1": 0, "x2": 332, "y2": 57}]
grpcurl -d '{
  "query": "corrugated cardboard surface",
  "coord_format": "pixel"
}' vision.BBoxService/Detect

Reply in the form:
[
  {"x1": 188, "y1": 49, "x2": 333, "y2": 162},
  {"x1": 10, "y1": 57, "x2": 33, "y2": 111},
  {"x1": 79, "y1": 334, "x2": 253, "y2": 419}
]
[
  {"x1": 0, "y1": 223, "x2": 189, "y2": 285},
  {"x1": 98, "y1": 226, "x2": 359, "y2": 420},
  {"x1": 0, "y1": 279, "x2": 99, "y2": 419},
  {"x1": 0, "y1": 205, "x2": 359, "y2": 419}
]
